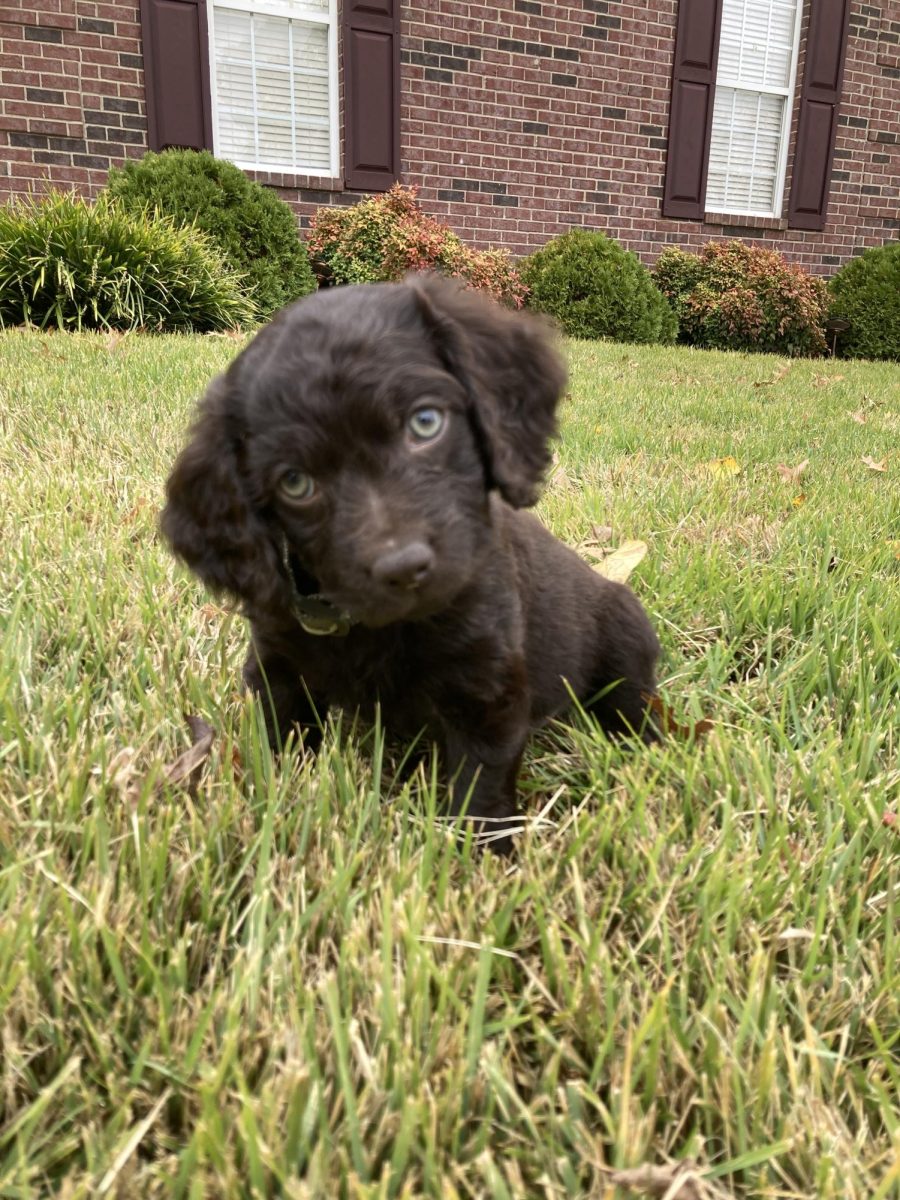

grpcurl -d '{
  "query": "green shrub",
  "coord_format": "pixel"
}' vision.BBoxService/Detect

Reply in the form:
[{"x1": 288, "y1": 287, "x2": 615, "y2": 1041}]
[
  {"x1": 0, "y1": 190, "x2": 255, "y2": 332},
  {"x1": 305, "y1": 184, "x2": 526, "y2": 307},
  {"x1": 106, "y1": 149, "x2": 316, "y2": 318},
  {"x1": 828, "y1": 242, "x2": 900, "y2": 361},
  {"x1": 654, "y1": 241, "x2": 828, "y2": 356},
  {"x1": 520, "y1": 229, "x2": 678, "y2": 344}
]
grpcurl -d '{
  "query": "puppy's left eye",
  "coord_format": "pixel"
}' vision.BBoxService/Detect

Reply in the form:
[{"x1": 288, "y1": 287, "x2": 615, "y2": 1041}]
[
  {"x1": 407, "y1": 407, "x2": 446, "y2": 442},
  {"x1": 278, "y1": 470, "x2": 316, "y2": 502}
]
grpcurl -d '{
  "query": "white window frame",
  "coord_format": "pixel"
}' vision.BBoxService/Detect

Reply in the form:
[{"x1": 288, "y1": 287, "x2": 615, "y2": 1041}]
[
  {"x1": 707, "y1": 0, "x2": 803, "y2": 219},
  {"x1": 206, "y1": 0, "x2": 340, "y2": 178}
]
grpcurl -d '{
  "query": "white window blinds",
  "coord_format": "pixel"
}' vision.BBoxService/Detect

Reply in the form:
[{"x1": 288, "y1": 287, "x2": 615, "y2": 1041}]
[
  {"x1": 706, "y1": 0, "x2": 802, "y2": 216},
  {"x1": 210, "y1": 0, "x2": 335, "y2": 175}
]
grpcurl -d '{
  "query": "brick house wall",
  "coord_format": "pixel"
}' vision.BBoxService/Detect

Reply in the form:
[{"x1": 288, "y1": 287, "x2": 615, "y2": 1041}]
[
  {"x1": 1, "y1": 0, "x2": 898, "y2": 275},
  {"x1": 0, "y1": 1, "x2": 147, "y2": 199}
]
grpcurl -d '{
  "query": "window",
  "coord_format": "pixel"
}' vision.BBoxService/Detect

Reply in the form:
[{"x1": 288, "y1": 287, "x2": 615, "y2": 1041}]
[
  {"x1": 207, "y1": 0, "x2": 339, "y2": 176},
  {"x1": 705, "y1": 0, "x2": 802, "y2": 216},
  {"x1": 662, "y1": 0, "x2": 850, "y2": 229}
]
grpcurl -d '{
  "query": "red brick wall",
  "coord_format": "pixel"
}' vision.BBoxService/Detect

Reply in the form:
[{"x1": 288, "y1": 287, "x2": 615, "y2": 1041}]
[
  {"x1": 1, "y1": 1, "x2": 897, "y2": 275},
  {"x1": 389, "y1": 0, "x2": 900, "y2": 274},
  {"x1": 0, "y1": 0, "x2": 147, "y2": 200}
]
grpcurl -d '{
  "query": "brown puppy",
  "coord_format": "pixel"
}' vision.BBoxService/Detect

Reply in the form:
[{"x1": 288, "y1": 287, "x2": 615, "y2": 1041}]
[{"x1": 161, "y1": 274, "x2": 659, "y2": 850}]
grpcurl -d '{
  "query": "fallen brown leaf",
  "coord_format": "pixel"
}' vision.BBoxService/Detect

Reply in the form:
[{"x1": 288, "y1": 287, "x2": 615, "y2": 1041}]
[
  {"x1": 791, "y1": 493, "x2": 806, "y2": 508},
  {"x1": 776, "y1": 458, "x2": 809, "y2": 483},
  {"x1": 161, "y1": 716, "x2": 215, "y2": 795},
  {"x1": 851, "y1": 409, "x2": 868, "y2": 425},
  {"x1": 607, "y1": 1161, "x2": 705, "y2": 1199},
  {"x1": 592, "y1": 539, "x2": 647, "y2": 583},
  {"x1": 104, "y1": 332, "x2": 126, "y2": 353},
  {"x1": 813, "y1": 372, "x2": 845, "y2": 387},
  {"x1": 643, "y1": 693, "x2": 714, "y2": 740},
  {"x1": 591, "y1": 523, "x2": 614, "y2": 544},
  {"x1": 862, "y1": 455, "x2": 887, "y2": 473},
  {"x1": 753, "y1": 363, "x2": 791, "y2": 387}
]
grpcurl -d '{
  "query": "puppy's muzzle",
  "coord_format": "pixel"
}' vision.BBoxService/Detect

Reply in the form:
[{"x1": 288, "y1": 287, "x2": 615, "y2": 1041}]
[{"x1": 370, "y1": 541, "x2": 435, "y2": 591}]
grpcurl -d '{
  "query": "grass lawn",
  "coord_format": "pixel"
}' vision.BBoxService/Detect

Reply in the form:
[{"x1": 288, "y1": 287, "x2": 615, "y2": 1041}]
[{"x1": 0, "y1": 329, "x2": 898, "y2": 1199}]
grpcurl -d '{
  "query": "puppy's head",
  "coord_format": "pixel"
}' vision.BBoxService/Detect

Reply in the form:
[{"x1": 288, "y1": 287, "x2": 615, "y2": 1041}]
[{"x1": 161, "y1": 274, "x2": 566, "y2": 627}]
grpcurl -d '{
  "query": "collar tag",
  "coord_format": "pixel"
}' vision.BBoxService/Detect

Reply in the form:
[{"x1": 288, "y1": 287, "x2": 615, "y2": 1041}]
[
  {"x1": 281, "y1": 533, "x2": 355, "y2": 637},
  {"x1": 292, "y1": 595, "x2": 353, "y2": 638}
]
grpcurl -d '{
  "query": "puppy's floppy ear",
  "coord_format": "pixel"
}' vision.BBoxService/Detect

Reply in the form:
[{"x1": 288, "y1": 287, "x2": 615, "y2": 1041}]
[
  {"x1": 160, "y1": 376, "x2": 281, "y2": 607},
  {"x1": 409, "y1": 272, "x2": 567, "y2": 507}
]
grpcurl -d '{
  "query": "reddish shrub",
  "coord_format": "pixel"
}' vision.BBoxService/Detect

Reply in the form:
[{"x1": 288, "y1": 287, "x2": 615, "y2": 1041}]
[
  {"x1": 654, "y1": 241, "x2": 828, "y2": 356},
  {"x1": 305, "y1": 184, "x2": 526, "y2": 307}
]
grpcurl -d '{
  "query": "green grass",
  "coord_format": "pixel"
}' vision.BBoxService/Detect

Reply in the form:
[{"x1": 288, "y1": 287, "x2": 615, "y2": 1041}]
[{"x1": 0, "y1": 329, "x2": 898, "y2": 1199}]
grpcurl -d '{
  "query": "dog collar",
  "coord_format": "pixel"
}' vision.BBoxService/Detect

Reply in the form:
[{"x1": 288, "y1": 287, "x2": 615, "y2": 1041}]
[{"x1": 280, "y1": 536, "x2": 356, "y2": 637}]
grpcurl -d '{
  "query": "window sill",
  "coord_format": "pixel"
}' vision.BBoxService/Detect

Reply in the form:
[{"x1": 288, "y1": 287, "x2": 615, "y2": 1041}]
[
  {"x1": 243, "y1": 169, "x2": 344, "y2": 192},
  {"x1": 704, "y1": 211, "x2": 788, "y2": 231}
]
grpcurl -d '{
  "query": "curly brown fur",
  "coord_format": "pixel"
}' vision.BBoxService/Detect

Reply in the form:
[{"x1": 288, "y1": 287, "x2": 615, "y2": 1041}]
[{"x1": 162, "y1": 273, "x2": 660, "y2": 852}]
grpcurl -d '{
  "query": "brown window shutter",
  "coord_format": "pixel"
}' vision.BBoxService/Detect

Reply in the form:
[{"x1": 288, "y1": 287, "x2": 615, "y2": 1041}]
[
  {"x1": 343, "y1": 0, "x2": 401, "y2": 191},
  {"x1": 788, "y1": 0, "x2": 852, "y2": 231},
  {"x1": 140, "y1": 0, "x2": 213, "y2": 152},
  {"x1": 662, "y1": 0, "x2": 724, "y2": 219}
]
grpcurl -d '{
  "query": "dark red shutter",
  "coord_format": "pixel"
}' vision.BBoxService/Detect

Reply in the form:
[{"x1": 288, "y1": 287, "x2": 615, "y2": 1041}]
[
  {"x1": 662, "y1": 0, "x2": 724, "y2": 219},
  {"x1": 343, "y1": 0, "x2": 401, "y2": 190},
  {"x1": 140, "y1": 0, "x2": 213, "y2": 152},
  {"x1": 788, "y1": 0, "x2": 852, "y2": 230}
]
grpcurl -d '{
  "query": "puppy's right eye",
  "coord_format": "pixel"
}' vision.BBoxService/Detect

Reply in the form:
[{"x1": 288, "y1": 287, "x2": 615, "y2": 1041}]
[
  {"x1": 407, "y1": 406, "x2": 445, "y2": 442},
  {"x1": 278, "y1": 470, "x2": 316, "y2": 502}
]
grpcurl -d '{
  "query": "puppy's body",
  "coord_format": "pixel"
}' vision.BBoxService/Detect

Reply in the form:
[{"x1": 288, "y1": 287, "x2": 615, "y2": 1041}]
[{"x1": 162, "y1": 275, "x2": 659, "y2": 846}]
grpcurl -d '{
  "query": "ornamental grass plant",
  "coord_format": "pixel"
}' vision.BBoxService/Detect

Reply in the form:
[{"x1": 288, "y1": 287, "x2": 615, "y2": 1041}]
[{"x1": 0, "y1": 190, "x2": 255, "y2": 332}]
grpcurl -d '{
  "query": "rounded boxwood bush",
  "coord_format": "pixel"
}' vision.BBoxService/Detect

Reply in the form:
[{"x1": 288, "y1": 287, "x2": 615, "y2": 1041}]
[
  {"x1": 654, "y1": 241, "x2": 828, "y2": 356},
  {"x1": 828, "y1": 242, "x2": 900, "y2": 361},
  {"x1": 0, "y1": 190, "x2": 255, "y2": 332},
  {"x1": 520, "y1": 229, "x2": 678, "y2": 344},
  {"x1": 106, "y1": 149, "x2": 316, "y2": 318}
]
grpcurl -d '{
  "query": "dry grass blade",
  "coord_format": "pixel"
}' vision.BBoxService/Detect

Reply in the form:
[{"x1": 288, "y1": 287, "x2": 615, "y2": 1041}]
[
  {"x1": 97, "y1": 1088, "x2": 172, "y2": 1194},
  {"x1": 104, "y1": 746, "x2": 140, "y2": 803}
]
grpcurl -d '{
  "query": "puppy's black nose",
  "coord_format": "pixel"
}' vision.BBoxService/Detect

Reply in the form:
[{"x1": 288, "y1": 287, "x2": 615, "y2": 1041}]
[{"x1": 370, "y1": 542, "x2": 435, "y2": 590}]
